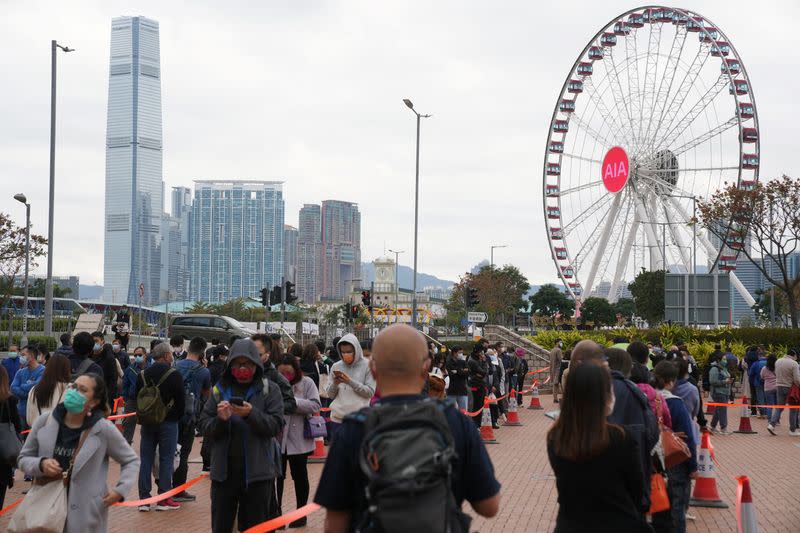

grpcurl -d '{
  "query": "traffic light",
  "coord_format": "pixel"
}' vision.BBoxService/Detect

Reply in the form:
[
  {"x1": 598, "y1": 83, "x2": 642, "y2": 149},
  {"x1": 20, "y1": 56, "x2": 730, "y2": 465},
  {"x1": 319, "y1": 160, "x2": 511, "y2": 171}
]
[
  {"x1": 260, "y1": 287, "x2": 269, "y2": 307},
  {"x1": 285, "y1": 281, "x2": 297, "y2": 304},
  {"x1": 270, "y1": 285, "x2": 282, "y2": 306},
  {"x1": 361, "y1": 290, "x2": 371, "y2": 307},
  {"x1": 466, "y1": 286, "x2": 480, "y2": 308}
]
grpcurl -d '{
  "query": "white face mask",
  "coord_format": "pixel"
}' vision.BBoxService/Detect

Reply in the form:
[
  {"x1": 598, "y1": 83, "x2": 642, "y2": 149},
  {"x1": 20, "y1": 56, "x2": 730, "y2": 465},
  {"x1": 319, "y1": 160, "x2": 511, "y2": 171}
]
[{"x1": 457, "y1": 353, "x2": 466, "y2": 361}]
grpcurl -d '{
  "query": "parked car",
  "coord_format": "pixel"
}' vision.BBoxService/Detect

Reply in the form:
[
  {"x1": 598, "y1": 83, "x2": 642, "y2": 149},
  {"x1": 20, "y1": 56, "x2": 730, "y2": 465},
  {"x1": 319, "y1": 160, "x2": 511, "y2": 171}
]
[{"x1": 168, "y1": 314, "x2": 256, "y2": 343}]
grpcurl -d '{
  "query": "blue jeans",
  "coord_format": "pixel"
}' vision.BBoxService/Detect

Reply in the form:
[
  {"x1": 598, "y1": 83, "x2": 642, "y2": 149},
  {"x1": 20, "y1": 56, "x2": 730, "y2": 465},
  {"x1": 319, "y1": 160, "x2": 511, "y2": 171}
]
[
  {"x1": 755, "y1": 385, "x2": 767, "y2": 416},
  {"x1": 667, "y1": 463, "x2": 692, "y2": 533},
  {"x1": 764, "y1": 389, "x2": 777, "y2": 419},
  {"x1": 138, "y1": 420, "x2": 179, "y2": 499},
  {"x1": 710, "y1": 392, "x2": 728, "y2": 430},
  {"x1": 452, "y1": 395, "x2": 468, "y2": 412},
  {"x1": 770, "y1": 386, "x2": 799, "y2": 431}
]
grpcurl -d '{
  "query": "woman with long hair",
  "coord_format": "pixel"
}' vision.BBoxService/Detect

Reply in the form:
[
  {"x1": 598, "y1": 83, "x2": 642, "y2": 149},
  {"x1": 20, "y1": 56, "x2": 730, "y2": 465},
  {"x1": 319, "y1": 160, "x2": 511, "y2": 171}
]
[
  {"x1": 16, "y1": 373, "x2": 139, "y2": 532},
  {"x1": 299, "y1": 342, "x2": 321, "y2": 389},
  {"x1": 760, "y1": 354, "x2": 778, "y2": 420},
  {"x1": 0, "y1": 365, "x2": 22, "y2": 507},
  {"x1": 547, "y1": 363, "x2": 651, "y2": 532},
  {"x1": 26, "y1": 353, "x2": 72, "y2": 427},
  {"x1": 275, "y1": 355, "x2": 321, "y2": 528}
]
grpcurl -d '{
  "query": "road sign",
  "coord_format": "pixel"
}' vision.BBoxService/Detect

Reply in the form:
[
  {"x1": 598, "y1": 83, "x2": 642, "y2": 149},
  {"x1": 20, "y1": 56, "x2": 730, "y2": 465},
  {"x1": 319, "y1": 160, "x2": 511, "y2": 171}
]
[
  {"x1": 467, "y1": 311, "x2": 488, "y2": 323},
  {"x1": 601, "y1": 146, "x2": 629, "y2": 193}
]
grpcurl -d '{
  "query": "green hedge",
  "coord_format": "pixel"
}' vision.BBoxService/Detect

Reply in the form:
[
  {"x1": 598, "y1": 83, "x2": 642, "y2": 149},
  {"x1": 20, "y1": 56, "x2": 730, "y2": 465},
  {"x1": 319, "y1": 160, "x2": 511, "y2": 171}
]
[{"x1": 0, "y1": 335, "x2": 58, "y2": 351}]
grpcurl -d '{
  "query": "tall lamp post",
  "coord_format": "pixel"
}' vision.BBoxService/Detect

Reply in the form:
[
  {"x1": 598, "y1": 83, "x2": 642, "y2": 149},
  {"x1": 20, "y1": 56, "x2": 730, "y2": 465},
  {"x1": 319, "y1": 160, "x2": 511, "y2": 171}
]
[
  {"x1": 388, "y1": 248, "x2": 404, "y2": 323},
  {"x1": 44, "y1": 40, "x2": 74, "y2": 339},
  {"x1": 402, "y1": 98, "x2": 431, "y2": 329},
  {"x1": 490, "y1": 244, "x2": 508, "y2": 269},
  {"x1": 14, "y1": 194, "x2": 31, "y2": 347}
]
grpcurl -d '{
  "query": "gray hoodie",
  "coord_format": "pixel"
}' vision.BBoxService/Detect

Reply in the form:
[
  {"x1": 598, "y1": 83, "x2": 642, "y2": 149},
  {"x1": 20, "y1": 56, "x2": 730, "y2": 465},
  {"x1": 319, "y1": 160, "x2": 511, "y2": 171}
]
[{"x1": 325, "y1": 333, "x2": 376, "y2": 423}]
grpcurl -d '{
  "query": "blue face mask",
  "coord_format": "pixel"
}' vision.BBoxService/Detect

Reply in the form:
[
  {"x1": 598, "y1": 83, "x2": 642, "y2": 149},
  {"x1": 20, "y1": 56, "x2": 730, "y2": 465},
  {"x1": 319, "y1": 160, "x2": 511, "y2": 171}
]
[
  {"x1": 135, "y1": 355, "x2": 144, "y2": 364},
  {"x1": 93, "y1": 343, "x2": 102, "y2": 352},
  {"x1": 63, "y1": 388, "x2": 88, "y2": 414}
]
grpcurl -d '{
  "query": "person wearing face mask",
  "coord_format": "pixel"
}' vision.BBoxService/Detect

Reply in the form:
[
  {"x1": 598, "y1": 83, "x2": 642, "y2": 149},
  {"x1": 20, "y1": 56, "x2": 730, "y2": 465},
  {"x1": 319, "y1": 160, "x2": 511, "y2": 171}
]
[
  {"x1": 445, "y1": 346, "x2": 469, "y2": 412},
  {"x1": 170, "y1": 335, "x2": 187, "y2": 361},
  {"x1": 276, "y1": 354, "x2": 321, "y2": 527},
  {"x1": 111, "y1": 339, "x2": 129, "y2": 371},
  {"x1": 550, "y1": 339, "x2": 564, "y2": 403},
  {"x1": 10, "y1": 345, "x2": 45, "y2": 430},
  {"x1": 91, "y1": 331, "x2": 121, "y2": 404},
  {"x1": 2, "y1": 344, "x2": 21, "y2": 382},
  {"x1": 16, "y1": 373, "x2": 140, "y2": 533},
  {"x1": 198, "y1": 338, "x2": 284, "y2": 532},
  {"x1": 121, "y1": 347, "x2": 148, "y2": 444},
  {"x1": 708, "y1": 353, "x2": 733, "y2": 435},
  {"x1": 548, "y1": 362, "x2": 651, "y2": 533},
  {"x1": 134, "y1": 342, "x2": 185, "y2": 511},
  {"x1": 252, "y1": 333, "x2": 297, "y2": 417},
  {"x1": 514, "y1": 348, "x2": 529, "y2": 407},
  {"x1": 324, "y1": 334, "x2": 376, "y2": 435}
]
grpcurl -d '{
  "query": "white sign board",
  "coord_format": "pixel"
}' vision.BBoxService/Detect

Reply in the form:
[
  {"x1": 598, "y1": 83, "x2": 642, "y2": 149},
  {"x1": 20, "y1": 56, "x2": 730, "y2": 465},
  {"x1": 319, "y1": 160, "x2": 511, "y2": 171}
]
[{"x1": 467, "y1": 311, "x2": 488, "y2": 323}]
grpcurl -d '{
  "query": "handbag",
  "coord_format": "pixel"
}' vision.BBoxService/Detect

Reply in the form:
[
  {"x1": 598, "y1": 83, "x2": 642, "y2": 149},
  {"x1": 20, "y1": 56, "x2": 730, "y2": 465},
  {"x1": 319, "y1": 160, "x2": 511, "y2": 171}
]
[
  {"x1": 303, "y1": 414, "x2": 328, "y2": 439},
  {"x1": 8, "y1": 421, "x2": 90, "y2": 533},
  {"x1": 788, "y1": 384, "x2": 800, "y2": 405},
  {"x1": 656, "y1": 395, "x2": 691, "y2": 469},
  {"x1": 648, "y1": 473, "x2": 670, "y2": 514},
  {"x1": 0, "y1": 401, "x2": 22, "y2": 466}
]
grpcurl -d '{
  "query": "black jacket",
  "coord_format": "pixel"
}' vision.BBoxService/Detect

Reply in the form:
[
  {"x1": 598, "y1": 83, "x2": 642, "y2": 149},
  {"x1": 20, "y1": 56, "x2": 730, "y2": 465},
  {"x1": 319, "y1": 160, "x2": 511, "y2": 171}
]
[
  {"x1": 264, "y1": 362, "x2": 297, "y2": 415},
  {"x1": 300, "y1": 358, "x2": 320, "y2": 389},
  {"x1": 136, "y1": 362, "x2": 185, "y2": 423},
  {"x1": 92, "y1": 344, "x2": 120, "y2": 402},
  {"x1": 467, "y1": 356, "x2": 489, "y2": 389},
  {"x1": 629, "y1": 362, "x2": 651, "y2": 385},
  {"x1": 445, "y1": 356, "x2": 469, "y2": 396}
]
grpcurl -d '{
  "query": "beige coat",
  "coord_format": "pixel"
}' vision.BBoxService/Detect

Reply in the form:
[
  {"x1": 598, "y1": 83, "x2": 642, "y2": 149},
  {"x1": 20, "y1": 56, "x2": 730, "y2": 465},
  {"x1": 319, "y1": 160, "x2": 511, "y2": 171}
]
[{"x1": 26, "y1": 382, "x2": 68, "y2": 427}]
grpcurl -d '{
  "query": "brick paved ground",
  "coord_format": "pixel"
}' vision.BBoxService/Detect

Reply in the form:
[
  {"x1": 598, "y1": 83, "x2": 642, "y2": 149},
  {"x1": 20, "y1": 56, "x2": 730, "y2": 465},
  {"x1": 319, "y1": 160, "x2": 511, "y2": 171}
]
[{"x1": 2, "y1": 404, "x2": 799, "y2": 532}]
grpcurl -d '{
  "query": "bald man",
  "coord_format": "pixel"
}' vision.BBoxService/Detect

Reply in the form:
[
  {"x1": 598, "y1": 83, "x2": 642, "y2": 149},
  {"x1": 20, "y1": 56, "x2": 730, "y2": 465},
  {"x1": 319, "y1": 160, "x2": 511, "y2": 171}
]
[
  {"x1": 560, "y1": 339, "x2": 605, "y2": 391},
  {"x1": 314, "y1": 325, "x2": 501, "y2": 533}
]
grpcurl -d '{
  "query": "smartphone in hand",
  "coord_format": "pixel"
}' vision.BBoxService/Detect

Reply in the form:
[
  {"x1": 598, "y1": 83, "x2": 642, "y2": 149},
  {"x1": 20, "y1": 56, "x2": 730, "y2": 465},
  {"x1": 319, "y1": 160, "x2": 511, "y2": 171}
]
[{"x1": 230, "y1": 396, "x2": 244, "y2": 406}]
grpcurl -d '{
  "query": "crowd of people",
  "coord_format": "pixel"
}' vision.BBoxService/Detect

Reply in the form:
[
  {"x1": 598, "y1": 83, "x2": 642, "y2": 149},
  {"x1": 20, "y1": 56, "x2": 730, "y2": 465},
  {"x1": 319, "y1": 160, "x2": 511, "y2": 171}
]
[{"x1": 2, "y1": 327, "x2": 799, "y2": 532}]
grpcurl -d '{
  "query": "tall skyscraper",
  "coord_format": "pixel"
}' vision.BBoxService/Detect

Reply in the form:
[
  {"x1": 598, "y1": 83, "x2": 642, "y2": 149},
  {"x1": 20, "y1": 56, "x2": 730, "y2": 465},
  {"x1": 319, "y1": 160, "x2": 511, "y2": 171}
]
[
  {"x1": 320, "y1": 200, "x2": 361, "y2": 300},
  {"x1": 297, "y1": 204, "x2": 321, "y2": 303},
  {"x1": 103, "y1": 16, "x2": 164, "y2": 305},
  {"x1": 284, "y1": 225, "x2": 298, "y2": 284},
  {"x1": 189, "y1": 181, "x2": 284, "y2": 303},
  {"x1": 171, "y1": 186, "x2": 192, "y2": 300},
  {"x1": 159, "y1": 214, "x2": 181, "y2": 302}
]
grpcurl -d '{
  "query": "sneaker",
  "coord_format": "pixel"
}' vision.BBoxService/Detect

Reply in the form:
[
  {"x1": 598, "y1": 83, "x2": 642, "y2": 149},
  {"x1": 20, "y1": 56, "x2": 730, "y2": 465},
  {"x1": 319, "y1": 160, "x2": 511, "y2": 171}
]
[
  {"x1": 685, "y1": 513, "x2": 697, "y2": 521},
  {"x1": 138, "y1": 505, "x2": 151, "y2": 512},
  {"x1": 155, "y1": 498, "x2": 181, "y2": 511},
  {"x1": 789, "y1": 430, "x2": 800, "y2": 437},
  {"x1": 767, "y1": 424, "x2": 776, "y2": 436},
  {"x1": 719, "y1": 429, "x2": 733, "y2": 435},
  {"x1": 172, "y1": 491, "x2": 196, "y2": 502}
]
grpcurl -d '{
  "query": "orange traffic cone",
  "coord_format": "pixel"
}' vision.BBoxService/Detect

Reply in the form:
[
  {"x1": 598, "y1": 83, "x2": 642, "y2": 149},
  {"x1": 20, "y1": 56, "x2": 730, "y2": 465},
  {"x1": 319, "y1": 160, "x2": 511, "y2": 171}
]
[
  {"x1": 690, "y1": 429, "x2": 729, "y2": 508},
  {"x1": 736, "y1": 475, "x2": 758, "y2": 533},
  {"x1": 503, "y1": 393, "x2": 522, "y2": 426},
  {"x1": 527, "y1": 385, "x2": 543, "y2": 410},
  {"x1": 479, "y1": 401, "x2": 498, "y2": 444},
  {"x1": 308, "y1": 437, "x2": 327, "y2": 463},
  {"x1": 734, "y1": 396, "x2": 757, "y2": 434}
]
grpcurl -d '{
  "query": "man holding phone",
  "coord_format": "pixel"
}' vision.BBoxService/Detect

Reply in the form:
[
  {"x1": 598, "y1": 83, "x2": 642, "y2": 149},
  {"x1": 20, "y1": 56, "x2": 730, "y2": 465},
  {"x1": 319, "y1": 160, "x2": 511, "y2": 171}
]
[{"x1": 324, "y1": 334, "x2": 376, "y2": 436}]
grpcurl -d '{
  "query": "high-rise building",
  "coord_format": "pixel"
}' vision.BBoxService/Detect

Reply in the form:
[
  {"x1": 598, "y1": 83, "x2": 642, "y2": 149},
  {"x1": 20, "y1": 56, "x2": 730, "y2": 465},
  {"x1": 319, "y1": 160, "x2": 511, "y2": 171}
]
[
  {"x1": 171, "y1": 186, "x2": 192, "y2": 300},
  {"x1": 189, "y1": 180, "x2": 284, "y2": 303},
  {"x1": 284, "y1": 225, "x2": 298, "y2": 284},
  {"x1": 159, "y1": 214, "x2": 181, "y2": 302},
  {"x1": 103, "y1": 16, "x2": 164, "y2": 305},
  {"x1": 730, "y1": 253, "x2": 800, "y2": 324},
  {"x1": 296, "y1": 204, "x2": 321, "y2": 303},
  {"x1": 320, "y1": 200, "x2": 361, "y2": 300}
]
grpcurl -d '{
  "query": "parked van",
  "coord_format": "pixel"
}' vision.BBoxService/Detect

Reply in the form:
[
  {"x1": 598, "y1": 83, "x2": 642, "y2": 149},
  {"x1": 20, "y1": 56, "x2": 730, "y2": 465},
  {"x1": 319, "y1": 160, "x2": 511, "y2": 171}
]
[{"x1": 168, "y1": 314, "x2": 256, "y2": 343}]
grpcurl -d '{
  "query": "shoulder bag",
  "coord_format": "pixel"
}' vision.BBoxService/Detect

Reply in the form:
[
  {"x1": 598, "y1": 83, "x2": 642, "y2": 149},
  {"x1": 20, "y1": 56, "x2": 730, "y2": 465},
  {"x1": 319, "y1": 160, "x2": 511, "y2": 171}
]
[
  {"x1": 0, "y1": 401, "x2": 22, "y2": 466},
  {"x1": 8, "y1": 420, "x2": 90, "y2": 533},
  {"x1": 656, "y1": 395, "x2": 691, "y2": 469}
]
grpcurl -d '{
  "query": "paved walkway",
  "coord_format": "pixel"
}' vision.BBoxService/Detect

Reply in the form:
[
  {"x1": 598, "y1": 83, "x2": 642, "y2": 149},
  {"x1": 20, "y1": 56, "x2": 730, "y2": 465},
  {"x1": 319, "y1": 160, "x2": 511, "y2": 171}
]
[{"x1": 2, "y1": 404, "x2": 799, "y2": 532}]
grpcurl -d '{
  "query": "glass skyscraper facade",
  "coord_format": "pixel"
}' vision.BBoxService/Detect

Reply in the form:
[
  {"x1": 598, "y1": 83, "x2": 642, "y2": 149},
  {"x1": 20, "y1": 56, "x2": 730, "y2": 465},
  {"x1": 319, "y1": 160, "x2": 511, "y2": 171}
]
[
  {"x1": 189, "y1": 181, "x2": 284, "y2": 303},
  {"x1": 320, "y1": 200, "x2": 361, "y2": 300},
  {"x1": 103, "y1": 16, "x2": 164, "y2": 305},
  {"x1": 297, "y1": 204, "x2": 322, "y2": 303}
]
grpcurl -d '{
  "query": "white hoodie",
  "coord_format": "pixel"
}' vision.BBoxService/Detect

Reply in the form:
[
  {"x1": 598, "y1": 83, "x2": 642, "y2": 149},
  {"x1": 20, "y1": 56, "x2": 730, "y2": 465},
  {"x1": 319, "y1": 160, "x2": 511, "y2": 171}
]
[{"x1": 325, "y1": 334, "x2": 376, "y2": 423}]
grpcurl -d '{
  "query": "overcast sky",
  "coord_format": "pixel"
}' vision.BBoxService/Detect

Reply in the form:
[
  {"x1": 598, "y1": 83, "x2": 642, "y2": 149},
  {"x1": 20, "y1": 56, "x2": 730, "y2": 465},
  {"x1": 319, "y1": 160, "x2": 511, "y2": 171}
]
[{"x1": 1, "y1": 0, "x2": 797, "y2": 287}]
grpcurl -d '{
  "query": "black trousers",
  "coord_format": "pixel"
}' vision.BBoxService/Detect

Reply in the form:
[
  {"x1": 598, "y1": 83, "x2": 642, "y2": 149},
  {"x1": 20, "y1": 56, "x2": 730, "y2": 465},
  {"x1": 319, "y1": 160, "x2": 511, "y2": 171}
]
[
  {"x1": 172, "y1": 418, "x2": 196, "y2": 488},
  {"x1": 471, "y1": 386, "x2": 485, "y2": 427},
  {"x1": 211, "y1": 460, "x2": 270, "y2": 533},
  {"x1": 276, "y1": 453, "x2": 311, "y2": 512}
]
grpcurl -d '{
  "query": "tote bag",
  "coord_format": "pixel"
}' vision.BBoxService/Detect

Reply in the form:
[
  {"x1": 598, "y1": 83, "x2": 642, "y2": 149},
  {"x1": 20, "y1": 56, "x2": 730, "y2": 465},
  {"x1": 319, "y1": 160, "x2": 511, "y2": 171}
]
[{"x1": 656, "y1": 395, "x2": 690, "y2": 469}]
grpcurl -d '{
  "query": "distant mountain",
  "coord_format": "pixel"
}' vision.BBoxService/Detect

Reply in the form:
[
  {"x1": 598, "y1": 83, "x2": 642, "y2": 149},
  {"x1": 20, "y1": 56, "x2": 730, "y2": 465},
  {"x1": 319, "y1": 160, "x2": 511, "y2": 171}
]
[
  {"x1": 361, "y1": 263, "x2": 455, "y2": 290},
  {"x1": 79, "y1": 284, "x2": 104, "y2": 300}
]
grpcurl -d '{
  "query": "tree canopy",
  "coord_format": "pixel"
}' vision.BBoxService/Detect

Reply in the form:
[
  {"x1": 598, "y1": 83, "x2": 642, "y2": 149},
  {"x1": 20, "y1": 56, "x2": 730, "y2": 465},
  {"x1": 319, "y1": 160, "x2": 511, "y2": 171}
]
[
  {"x1": 580, "y1": 297, "x2": 616, "y2": 327},
  {"x1": 0, "y1": 212, "x2": 47, "y2": 310},
  {"x1": 628, "y1": 269, "x2": 665, "y2": 325},
  {"x1": 528, "y1": 284, "x2": 575, "y2": 323},
  {"x1": 445, "y1": 264, "x2": 531, "y2": 326}
]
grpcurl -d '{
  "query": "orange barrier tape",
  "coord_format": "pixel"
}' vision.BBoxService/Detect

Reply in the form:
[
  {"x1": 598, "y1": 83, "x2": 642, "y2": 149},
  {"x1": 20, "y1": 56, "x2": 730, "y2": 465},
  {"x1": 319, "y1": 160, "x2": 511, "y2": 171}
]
[
  {"x1": 243, "y1": 503, "x2": 322, "y2": 533},
  {"x1": 706, "y1": 402, "x2": 800, "y2": 409},
  {"x1": 527, "y1": 368, "x2": 549, "y2": 376},
  {"x1": 113, "y1": 472, "x2": 209, "y2": 507},
  {"x1": 320, "y1": 407, "x2": 331, "y2": 412},
  {"x1": 0, "y1": 497, "x2": 23, "y2": 516}
]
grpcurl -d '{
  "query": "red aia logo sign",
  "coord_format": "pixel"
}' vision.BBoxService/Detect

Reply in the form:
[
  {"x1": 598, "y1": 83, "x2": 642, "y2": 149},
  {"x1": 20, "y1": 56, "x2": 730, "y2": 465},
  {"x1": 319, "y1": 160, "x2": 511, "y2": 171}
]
[{"x1": 601, "y1": 146, "x2": 629, "y2": 193}]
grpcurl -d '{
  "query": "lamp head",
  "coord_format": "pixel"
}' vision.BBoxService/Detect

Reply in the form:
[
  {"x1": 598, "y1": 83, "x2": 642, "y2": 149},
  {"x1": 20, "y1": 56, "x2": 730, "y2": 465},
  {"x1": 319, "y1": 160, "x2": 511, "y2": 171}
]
[
  {"x1": 14, "y1": 193, "x2": 27, "y2": 204},
  {"x1": 403, "y1": 99, "x2": 414, "y2": 110}
]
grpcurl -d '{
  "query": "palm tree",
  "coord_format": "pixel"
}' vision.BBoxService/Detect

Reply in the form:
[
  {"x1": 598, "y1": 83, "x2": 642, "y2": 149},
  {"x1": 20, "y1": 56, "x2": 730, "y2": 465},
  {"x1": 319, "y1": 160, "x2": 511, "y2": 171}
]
[{"x1": 185, "y1": 301, "x2": 216, "y2": 314}]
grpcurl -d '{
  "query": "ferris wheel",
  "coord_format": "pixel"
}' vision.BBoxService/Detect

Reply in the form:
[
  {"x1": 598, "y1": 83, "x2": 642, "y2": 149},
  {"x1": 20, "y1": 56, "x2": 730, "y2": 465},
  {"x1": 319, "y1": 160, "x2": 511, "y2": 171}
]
[{"x1": 542, "y1": 6, "x2": 759, "y2": 306}]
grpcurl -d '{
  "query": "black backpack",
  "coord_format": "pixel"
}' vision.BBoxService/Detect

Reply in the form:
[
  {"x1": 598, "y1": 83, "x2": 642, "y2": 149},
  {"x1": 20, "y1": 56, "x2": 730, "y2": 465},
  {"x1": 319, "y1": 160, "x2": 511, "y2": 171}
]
[
  {"x1": 181, "y1": 365, "x2": 202, "y2": 420},
  {"x1": 349, "y1": 399, "x2": 471, "y2": 533}
]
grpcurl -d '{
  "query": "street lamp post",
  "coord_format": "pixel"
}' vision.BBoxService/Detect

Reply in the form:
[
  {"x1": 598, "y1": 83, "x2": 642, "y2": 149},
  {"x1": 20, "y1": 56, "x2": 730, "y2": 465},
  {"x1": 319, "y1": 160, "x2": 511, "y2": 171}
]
[
  {"x1": 388, "y1": 249, "x2": 404, "y2": 323},
  {"x1": 403, "y1": 99, "x2": 430, "y2": 329},
  {"x1": 490, "y1": 244, "x2": 508, "y2": 269},
  {"x1": 44, "y1": 40, "x2": 74, "y2": 339},
  {"x1": 14, "y1": 194, "x2": 31, "y2": 347}
]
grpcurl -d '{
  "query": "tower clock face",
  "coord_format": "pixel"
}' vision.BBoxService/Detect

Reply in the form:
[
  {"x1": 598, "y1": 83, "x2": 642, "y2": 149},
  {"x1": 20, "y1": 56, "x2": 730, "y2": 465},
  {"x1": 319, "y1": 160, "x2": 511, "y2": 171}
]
[{"x1": 377, "y1": 267, "x2": 390, "y2": 281}]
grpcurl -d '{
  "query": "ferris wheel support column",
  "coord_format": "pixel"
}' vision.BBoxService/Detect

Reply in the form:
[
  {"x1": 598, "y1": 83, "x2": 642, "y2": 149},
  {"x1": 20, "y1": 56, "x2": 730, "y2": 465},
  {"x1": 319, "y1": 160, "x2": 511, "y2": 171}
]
[
  {"x1": 662, "y1": 200, "x2": 692, "y2": 271},
  {"x1": 667, "y1": 197, "x2": 757, "y2": 307},
  {"x1": 583, "y1": 192, "x2": 623, "y2": 297},
  {"x1": 634, "y1": 192, "x2": 664, "y2": 270},
  {"x1": 608, "y1": 215, "x2": 640, "y2": 304}
]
